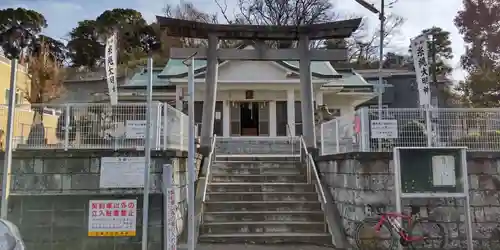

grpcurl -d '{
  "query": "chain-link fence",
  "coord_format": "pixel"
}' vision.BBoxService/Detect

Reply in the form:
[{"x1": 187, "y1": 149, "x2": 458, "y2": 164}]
[
  {"x1": 7, "y1": 103, "x2": 188, "y2": 151},
  {"x1": 320, "y1": 107, "x2": 500, "y2": 154}
]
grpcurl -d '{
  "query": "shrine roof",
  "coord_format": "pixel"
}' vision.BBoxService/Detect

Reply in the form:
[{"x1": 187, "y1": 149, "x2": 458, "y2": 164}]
[
  {"x1": 157, "y1": 59, "x2": 338, "y2": 79},
  {"x1": 156, "y1": 17, "x2": 362, "y2": 40}
]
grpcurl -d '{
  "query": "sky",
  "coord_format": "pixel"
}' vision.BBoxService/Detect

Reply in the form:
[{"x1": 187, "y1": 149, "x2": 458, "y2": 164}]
[{"x1": 1, "y1": 0, "x2": 466, "y2": 80}]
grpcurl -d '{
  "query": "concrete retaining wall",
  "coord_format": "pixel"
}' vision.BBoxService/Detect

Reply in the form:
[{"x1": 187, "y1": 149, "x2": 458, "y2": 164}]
[
  {"x1": 0, "y1": 149, "x2": 202, "y2": 250},
  {"x1": 318, "y1": 152, "x2": 500, "y2": 249}
]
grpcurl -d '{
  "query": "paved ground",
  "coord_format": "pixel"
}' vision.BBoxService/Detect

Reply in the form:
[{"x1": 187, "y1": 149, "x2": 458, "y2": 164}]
[{"x1": 193, "y1": 244, "x2": 338, "y2": 250}]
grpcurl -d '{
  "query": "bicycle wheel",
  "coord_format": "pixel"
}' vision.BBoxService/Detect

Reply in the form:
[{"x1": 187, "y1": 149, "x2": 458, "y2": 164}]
[
  {"x1": 409, "y1": 218, "x2": 447, "y2": 249},
  {"x1": 353, "y1": 217, "x2": 398, "y2": 250}
]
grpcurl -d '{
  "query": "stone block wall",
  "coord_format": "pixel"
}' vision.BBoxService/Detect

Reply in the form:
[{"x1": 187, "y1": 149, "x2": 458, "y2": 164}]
[
  {"x1": 317, "y1": 152, "x2": 500, "y2": 249},
  {"x1": 0, "y1": 150, "x2": 202, "y2": 250}
]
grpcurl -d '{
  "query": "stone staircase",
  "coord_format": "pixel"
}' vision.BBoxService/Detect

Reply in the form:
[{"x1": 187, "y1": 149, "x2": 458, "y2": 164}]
[{"x1": 198, "y1": 155, "x2": 332, "y2": 244}]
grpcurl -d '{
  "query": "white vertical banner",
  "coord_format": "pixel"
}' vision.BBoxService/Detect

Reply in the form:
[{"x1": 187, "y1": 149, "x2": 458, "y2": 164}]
[
  {"x1": 410, "y1": 34, "x2": 431, "y2": 107},
  {"x1": 105, "y1": 31, "x2": 118, "y2": 105}
]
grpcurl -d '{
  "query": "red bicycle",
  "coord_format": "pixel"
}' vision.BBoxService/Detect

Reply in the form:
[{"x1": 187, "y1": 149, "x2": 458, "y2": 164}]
[{"x1": 353, "y1": 203, "x2": 447, "y2": 249}]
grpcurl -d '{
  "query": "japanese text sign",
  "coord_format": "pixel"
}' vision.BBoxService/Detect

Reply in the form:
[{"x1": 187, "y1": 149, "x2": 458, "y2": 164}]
[{"x1": 88, "y1": 199, "x2": 137, "y2": 237}]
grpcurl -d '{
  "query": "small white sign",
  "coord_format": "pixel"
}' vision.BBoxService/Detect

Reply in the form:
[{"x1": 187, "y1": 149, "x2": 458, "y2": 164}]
[
  {"x1": 371, "y1": 119, "x2": 398, "y2": 139},
  {"x1": 215, "y1": 111, "x2": 221, "y2": 120},
  {"x1": 125, "y1": 120, "x2": 148, "y2": 139},
  {"x1": 125, "y1": 120, "x2": 163, "y2": 139},
  {"x1": 88, "y1": 199, "x2": 137, "y2": 237},
  {"x1": 432, "y1": 155, "x2": 456, "y2": 186},
  {"x1": 100, "y1": 157, "x2": 145, "y2": 188},
  {"x1": 166, "y1": 187, "x2": 177, "y2": 250}
]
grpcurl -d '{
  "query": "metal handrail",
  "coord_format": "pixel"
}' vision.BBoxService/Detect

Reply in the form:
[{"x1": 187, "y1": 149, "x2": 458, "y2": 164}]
[
  {"x1": 286, "y1": 123, "x2": 295, "y2": 155},
  {"x1": 192, "y1": 134, "x2": 217, "y2": 246},
  {"x1": 299, "y1": 136, "x2": 349, "y2": 248},
  {"x1": 299, "y1": 136, "x2": 327, "y2": 203},
  {"x1": 202, "y1": 134, "x2": 217, "y2": 203}
]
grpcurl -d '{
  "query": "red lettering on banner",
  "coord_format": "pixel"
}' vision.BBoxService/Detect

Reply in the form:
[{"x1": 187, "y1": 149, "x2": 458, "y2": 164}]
[
  {"x1": 106, "y1": 203, "x2": 113, "y2": 209},
  {"x1": 113, "y1": 210, "x2": 120, "y2": 216},
  {"x1": 121, "y1": 202, "x2": 127, "y2": 208},
  {"x1": 92, "y1": 203, "x2": 98, "y2": 209},
  {"x1": 121, "y1": 210, "x2": 127, "y2": 216},
  {"x1": 113, "y1": 203, "x2": 120, "y2": 208},
  {"x1": 98, "y1": 203, "x2": 105, "y2": 209},
  {"x1": 106, "y1": 210, "x2": 112, "y2": 217},
  {"x1": 128, "y1": 202, "x2": 135, "y2": 209},
  {"x1": 99, "y1": 210, "x2": 106, "y2": 216}
]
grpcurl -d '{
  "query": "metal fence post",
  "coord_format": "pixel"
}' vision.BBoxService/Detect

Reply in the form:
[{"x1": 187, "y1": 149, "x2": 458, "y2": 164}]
[
  {"x1": 155, "y1": 103, "x2": 162, "y2": 150},
  {"x1": 361, "y1": 107, "x2": 371, "y2": 152},
  {"x1": 64, "y1": 104, "x2": 70, "y2": 151},
  {"x1": 320, "y1": 123, "x2": 325, "y2": 156},
  {"x1": 425, "y1": 105, "x2": 432, "y2": 147},
  {"x1": 335, "y1": 120, "x2": 340, "y2": 153},
  {"x1": 163, "y1": 103, "x2": 168, "y2": 151}
]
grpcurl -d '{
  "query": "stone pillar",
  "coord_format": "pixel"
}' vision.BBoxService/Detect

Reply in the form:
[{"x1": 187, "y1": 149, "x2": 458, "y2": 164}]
[
  {"x1": 286, "y1": 89, "x2": 295, "y2": 136},
  {"x1": 222, "y1": 100, "x2": 230, "y2": 137},
  {"x1": 269, "y1": 101, "x2": 277, "y2": 136},
  {"x1": 299, "y1": 35, "x2": 317, "y2": 150},
  {"x1": 200, "y1": 34, "x2": 219, "y2": 154}
]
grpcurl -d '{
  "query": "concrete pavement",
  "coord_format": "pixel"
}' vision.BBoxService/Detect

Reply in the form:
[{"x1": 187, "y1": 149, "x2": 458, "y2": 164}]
[{"x1": 191, "y1": 244, "x2": 338, "y2": 250}]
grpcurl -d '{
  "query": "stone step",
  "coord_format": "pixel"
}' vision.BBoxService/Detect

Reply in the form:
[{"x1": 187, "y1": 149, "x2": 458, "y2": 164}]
[
  {"x1": 211, "y1": 167, "x2": 304, "y2": 175},
  {"x1": 201, "y1": 221, "x2": 327, "y2": 234},
  {"x1": 206, "y1": 192, "x2": 318, "y2": 202},
  {"x1": 204, "y1": 201, "x2": 321, "y2": 212},
  {"x1": 203, "y1": 211, "x2": 325, "y2": 222},
  {"x1": 210, "y1": 174, "x2": 307, "y2": 183},
  {"x1": 214, "y1": 156, "x2": 300, "y2": 162},
  {"x1": 215, "y1": 142, "x2": 300, "y2": 155},
  {"x1": 207, "y1": 183, "x2": 314, "y2": 193},
  {"x1": 198, "y1": 232, "x2": 332, "y2": 244},
  {"x1": 212, "y1": 161, "x2": 301, "y2": 169}
]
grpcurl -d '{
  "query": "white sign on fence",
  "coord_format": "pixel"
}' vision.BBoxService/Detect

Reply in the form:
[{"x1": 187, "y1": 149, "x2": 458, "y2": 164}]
[
  {"x1": 99, "y1": 157, "x2": 145, "y2": 188},
  {"x1": 166, "y1": 187, "x2": 177, "y2": 250},
  {"x1": 88, "y1": 199, "x2": 137, "y2": 237},
  {"x1": 371, "y1": 119, "x2": 398, "y2": 139},
  {"x1": 125, "y1": 120, "x2": 164, "y2": 139}
]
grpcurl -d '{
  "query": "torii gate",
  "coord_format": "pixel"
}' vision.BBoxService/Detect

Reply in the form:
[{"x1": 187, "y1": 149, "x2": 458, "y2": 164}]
[{"x1": 156, "y1": 17, "x2": 362, "y2": 155}]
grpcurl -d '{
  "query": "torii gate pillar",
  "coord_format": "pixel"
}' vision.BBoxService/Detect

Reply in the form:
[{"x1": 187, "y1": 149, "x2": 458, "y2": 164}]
[
  {"x1": 298, "y1": 35, "x2": 316, "y2": 151},
  {"x1": 199, "y1": 35, "x2": 219, "y2": 150}
]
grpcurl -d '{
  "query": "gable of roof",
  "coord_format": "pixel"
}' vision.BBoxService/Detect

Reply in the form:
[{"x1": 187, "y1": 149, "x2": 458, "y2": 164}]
[{"x1": 157, "y1": 44, "x2": 342, "y2": 79}]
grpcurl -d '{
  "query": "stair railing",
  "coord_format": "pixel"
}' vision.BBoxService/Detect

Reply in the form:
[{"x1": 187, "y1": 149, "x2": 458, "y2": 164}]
[
  {"x1": 299, "y1": 136, "x2": 349, "y2": 248},
  {"x1": 299, "y1": 136, "x2": 326, "y2": 199},
  {"x1": 202, "y1": 134, "x2": 217, "y2": 203},
  {"x1": 286, "y1": 123, "x2": 295, "y2": 155},
  {"x1": 194, "y1": 134, "x2": 217, "y2": 245}
]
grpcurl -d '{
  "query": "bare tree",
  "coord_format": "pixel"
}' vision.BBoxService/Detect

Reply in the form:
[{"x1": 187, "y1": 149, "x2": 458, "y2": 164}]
[
  {"x1": 163, "y1": 2, "x2": 219, "y2": 47},
  {"x1": 23, "y1": 42, "x2": 65, "y2": 145},
  {"x1": 346, "y1": 13, "x2": 405, "y2": 66},
  {"x1": 216, "y1": 0, "x2": 337, "y2": 25},
  {"x1": 213, "y1": 0, "x2": 404, "y2": 58}
]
